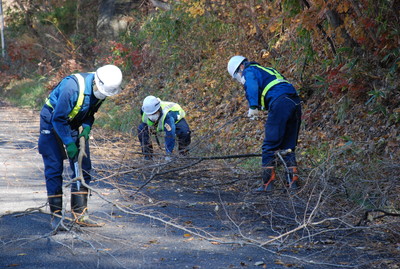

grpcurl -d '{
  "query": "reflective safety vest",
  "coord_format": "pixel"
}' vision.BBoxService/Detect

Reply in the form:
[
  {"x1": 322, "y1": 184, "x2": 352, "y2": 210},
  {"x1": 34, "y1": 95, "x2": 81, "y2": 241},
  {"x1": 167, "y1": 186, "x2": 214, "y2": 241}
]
[
  {"x1": 45, "y1": 74, "x2": 87, "y2": 120},
  {"x1": 250, "y1": 64, "x2": 289, "y2": 109},
  {"x1": 142, "y1": 101, "x2": 185, "y2": 132}
]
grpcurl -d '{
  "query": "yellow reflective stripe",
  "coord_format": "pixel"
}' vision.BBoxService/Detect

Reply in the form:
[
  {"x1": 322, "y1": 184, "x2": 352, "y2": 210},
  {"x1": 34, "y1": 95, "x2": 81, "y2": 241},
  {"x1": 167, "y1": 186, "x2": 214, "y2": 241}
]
[
  {"x1": 158, "y1": 103, "x2": 175, "y2": 131},
  {"x1": 162, "y1": 102, "x2": 176, "y2": 111},
  {"x1": 45, "y1": 98, "x2": 53, "y2": 108},
  {"x1": 68, "y1": 74, "x2": 86, "y2": 120},
  {"x1": 261, "y1": 79, "x2": 289, "y2": 108},
  {"x1": 250, "y1": 65, "x2": 289, "y2": 109},
  {"x1": 255, "y1": 65, "x2": 283, "y2": 78},
  {"x1": 141, "y1": 102, "x2": 185, "y2": 131},
  {"x1": 177, "y1": 109, "x2": 185, "y2": 120},
  {"x1": 167, "y1": 103, "x2": 185, "y2": 119},
  {"x1": 158, "y1": 102, "x2": 185, "y2": 131}
]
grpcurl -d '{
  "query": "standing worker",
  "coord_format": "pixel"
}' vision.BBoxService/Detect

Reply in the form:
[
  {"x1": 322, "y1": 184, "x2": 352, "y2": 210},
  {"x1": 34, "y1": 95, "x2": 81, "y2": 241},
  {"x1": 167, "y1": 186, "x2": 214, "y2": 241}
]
[
  {"x1": 227, "y1": 56, "x2": 302, "y2": 192},
  {"x1": 38, "y1": 64, "x2": 123, "y2": 230},
  {"x1": 137, "y1": 95, "x2": 191, "y2": 160}
]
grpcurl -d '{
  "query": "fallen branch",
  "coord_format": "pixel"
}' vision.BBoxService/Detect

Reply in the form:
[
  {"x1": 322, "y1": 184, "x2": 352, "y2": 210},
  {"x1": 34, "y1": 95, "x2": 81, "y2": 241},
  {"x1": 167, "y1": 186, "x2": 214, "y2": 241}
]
[
  {"x1": 135, "y1": 158, "x2": 204, "y2": 192},
  {"x1": 357, "y1": 209, "x2": 400, "y2": 226}
]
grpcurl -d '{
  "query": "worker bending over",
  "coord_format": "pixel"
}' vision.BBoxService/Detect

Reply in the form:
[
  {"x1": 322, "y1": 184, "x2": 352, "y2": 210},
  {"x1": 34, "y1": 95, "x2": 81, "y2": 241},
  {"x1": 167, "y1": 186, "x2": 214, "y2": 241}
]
[
  {"x1": 227, "y1": 56, "x2": 302, "y2": 192},
  {"x1": 38, "y1": 64, "x2": 123, "y2": 230}
]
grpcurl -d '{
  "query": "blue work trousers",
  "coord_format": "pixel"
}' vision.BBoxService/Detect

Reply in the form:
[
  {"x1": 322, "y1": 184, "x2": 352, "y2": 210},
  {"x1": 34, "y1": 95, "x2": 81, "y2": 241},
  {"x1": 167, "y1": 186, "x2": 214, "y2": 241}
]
[
  {"x1": 38, "y1": 105, "x2": 91, "y2": 196},
  {"x1": 262, "y1": 94, "x2": 302, "y2": 167}
]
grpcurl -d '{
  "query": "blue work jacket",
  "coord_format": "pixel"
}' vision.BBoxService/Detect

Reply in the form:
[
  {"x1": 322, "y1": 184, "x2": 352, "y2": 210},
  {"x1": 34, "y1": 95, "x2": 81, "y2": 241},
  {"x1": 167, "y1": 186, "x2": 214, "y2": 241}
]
[
  {"x1": 242, "y1": 61, "x2": 298, "y2": 110},
  {"x1": 45, "y1": 73, "x2": 103, "y2": 145},
  {"x1": 162, "y1": 111, "x2": 181, "y2": 153}
]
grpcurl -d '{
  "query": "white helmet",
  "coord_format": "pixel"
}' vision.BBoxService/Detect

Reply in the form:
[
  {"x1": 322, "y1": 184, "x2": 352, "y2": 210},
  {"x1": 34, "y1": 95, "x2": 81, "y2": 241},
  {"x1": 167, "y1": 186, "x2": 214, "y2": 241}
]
[
  {"x1": 227, "y1": 55, "x2": 247, "y2": 78},
  {"x1": 142, "y1": 95, "x2": 161, "y2": 115},
  {"x1": 94, "y1": 64, "x2": 123, "y2": 96}
]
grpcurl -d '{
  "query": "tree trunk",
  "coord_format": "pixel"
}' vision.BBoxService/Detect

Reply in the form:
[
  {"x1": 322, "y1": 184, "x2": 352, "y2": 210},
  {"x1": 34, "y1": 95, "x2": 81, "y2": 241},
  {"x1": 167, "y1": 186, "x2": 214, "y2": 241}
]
[
  {"x1": 248, "y1": 0, "x2": 270, "y2": 51},
  {"x1": 97, "y1": 0, "x2": 116, "y2": 38},
  {"x1": 301, "y1": 0, "x2": 337, "y2": 55},
  {"x1": 76, "y1": 0, "x2": 99, "y2": 64},
  {"x1": 325, "y1": 9, "x2": 358, "y2": 49}
]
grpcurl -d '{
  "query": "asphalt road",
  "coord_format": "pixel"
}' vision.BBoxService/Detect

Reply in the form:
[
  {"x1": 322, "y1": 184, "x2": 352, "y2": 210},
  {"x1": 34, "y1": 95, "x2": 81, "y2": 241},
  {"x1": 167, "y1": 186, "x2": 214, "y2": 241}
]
[
  {"x1": 2, "y1": 101, "x2": 400, "y2": 269},
  {"x1": 0, "y1": 103, "x2": 298, "y2": 269}
]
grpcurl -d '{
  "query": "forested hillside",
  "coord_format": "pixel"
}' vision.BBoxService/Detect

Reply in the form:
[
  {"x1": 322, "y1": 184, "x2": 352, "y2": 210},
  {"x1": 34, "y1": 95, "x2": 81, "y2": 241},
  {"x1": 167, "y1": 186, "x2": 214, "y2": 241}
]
[
  {"x1": 0, "y1": 1, "x2": 399, "y2": 266},
  {"x1": 1, "y1": 0, "x2": 398, "y2": 158}
]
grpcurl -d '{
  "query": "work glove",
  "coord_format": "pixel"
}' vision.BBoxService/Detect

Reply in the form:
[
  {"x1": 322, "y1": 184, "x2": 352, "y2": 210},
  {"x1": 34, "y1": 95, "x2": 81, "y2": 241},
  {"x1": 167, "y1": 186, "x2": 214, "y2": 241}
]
[
  {"x1": 79, "y1": 126, "x2": 91, "y2": 141},
  {"x1": 247, "y1": 108, "x2": 259, "y2": 120},
  {"x1": 66, "y1": 142, "x2": 78, "y2": 159}
]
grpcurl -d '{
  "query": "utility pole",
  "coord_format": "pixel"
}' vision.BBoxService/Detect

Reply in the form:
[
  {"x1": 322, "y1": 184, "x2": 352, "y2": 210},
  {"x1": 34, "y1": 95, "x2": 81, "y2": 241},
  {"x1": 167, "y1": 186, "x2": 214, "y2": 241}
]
[{"x1": 0, "y1": 0, "x2": 5, "y2": 58}]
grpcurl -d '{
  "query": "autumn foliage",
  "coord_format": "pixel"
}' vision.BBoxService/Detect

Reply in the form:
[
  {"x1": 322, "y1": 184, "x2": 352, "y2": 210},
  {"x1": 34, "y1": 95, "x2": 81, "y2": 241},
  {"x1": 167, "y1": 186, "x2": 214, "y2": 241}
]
[{"x1": 0, "y1": 0, "x2": 398, "y2": 159}]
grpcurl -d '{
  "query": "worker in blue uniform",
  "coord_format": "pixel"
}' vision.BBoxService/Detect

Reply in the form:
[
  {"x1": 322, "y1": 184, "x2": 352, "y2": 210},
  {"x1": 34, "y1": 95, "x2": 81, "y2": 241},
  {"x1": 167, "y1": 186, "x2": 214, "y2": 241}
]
[
  {"x1": 38, "y1": 64, "x2": 123, "y2": 230},
  {"x1": 227, "y1": 56, "x2": 302, "y2": 192},
  {"x1": 137, "y1": 95, "x2": 191, "y2": 160}
]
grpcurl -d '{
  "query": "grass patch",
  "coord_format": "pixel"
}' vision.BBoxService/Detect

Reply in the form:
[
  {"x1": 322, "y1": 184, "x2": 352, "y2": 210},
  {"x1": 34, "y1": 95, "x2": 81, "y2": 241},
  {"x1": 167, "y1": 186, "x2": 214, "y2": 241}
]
[
  {"x1": 94, "y1": 100, "x2": 139, "y2": 133},
  {"x1": 237, "y1": 156, "x2": 262, "y2": 171},
  {"x1": 3, "y1": 78, "x2": 47, "y2": 110}
]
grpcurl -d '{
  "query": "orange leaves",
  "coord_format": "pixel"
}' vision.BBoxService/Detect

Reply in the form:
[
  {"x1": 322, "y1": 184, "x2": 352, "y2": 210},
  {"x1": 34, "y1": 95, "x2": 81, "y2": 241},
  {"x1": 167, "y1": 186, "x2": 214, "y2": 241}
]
[
  {"x1": 328, "y1": 77, "x2": 348, "y2": 96},
  {"x1": 337, "y1": 1, "x2": 351, "y2": 13},
  {"x1": 7, "y1": 34, "x2": 43, "y2": 64},
  {"x1": 309, "y1": 0, "x2": 326, "y2": 8},
  {"x1": 247, "y1": 24, "x2": 257, "y2": 36},
  {"x1": 267, "y1": 20, "x2": 281, "y2": 33},
  {"x1": 361, "y1": 18, "x2": 375, "y2": 31},
  {"x1": 180, "y1": 0, "x2": 206, "y2": 18}
]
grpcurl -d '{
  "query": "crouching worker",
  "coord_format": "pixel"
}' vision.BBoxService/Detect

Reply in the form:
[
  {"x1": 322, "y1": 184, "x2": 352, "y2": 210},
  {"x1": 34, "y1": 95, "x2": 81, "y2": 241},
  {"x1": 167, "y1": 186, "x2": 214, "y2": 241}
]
[
  {"x1": 137, "y1": 95, "x2": 191, "y2": 160},
  {"x1": 38, "y1": 64, "x2": 123, "y2": 230}
]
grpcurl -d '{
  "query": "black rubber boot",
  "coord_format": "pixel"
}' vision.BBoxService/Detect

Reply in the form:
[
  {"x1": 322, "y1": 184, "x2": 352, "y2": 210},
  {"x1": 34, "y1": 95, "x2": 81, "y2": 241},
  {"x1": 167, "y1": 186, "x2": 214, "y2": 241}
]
[
  {"x1": 253, "y1": 167, "x2": 275, "y2": 193},
  {"x1": 48, "y1": 195, "x2": 67, "y2": 231},
  {"x1": 71, "y1": 184, "x2": 103, "y2": 227},
  {"x1": 286, "y1": 167, "x2": 300, "y2": 190}
]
